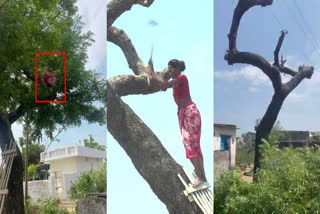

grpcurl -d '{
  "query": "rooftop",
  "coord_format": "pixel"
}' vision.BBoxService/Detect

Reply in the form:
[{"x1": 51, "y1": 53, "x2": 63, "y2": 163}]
[{"x1": 40, "y1": 145, "x2": 106, "y2": 162}]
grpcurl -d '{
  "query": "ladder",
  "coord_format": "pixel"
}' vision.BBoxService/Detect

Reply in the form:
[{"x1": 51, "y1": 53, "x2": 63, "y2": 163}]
[
  {"x1": 0, "y1": 140, "x2": 17, "y2": 214},
  {"x1": 178, "y1": 167, "x2": 213, "y2": 214}
]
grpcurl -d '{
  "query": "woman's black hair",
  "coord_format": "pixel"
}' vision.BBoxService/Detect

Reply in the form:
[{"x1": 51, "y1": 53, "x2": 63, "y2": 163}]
[{"x1": 168, "y1": 59, "x2": 185, "y2": 72}]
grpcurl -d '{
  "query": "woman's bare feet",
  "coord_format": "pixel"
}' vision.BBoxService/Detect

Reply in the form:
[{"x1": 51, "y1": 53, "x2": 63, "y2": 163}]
[{"x1": 192, "y1": 176, "x2": 205, "y2": 188}]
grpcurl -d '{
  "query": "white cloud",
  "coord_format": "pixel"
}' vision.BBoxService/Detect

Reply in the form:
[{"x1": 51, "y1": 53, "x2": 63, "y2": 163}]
[
  {"x1": 248, "y1": 87, "x2": 259, "y2": 93},
  {"x1": 76, "y1": 0, "x2": 106, "y2": 73},
  {"x1": 215, "y1": 65, "x2": 270, "y2": 86}
]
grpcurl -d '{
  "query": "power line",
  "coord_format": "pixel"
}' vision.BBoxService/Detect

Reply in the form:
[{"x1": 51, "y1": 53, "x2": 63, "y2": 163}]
[{"x1": 293, "y1": 0, "x2": 320, "y2": 50}]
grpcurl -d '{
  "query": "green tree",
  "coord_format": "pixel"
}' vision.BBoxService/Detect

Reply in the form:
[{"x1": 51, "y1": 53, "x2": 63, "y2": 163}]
[
  {"x1": 80, "y1": 134, "x2": 106, "y2": 151},
  {"x1": 0, "y1": 1, "x2": 106, "y2": 212}
]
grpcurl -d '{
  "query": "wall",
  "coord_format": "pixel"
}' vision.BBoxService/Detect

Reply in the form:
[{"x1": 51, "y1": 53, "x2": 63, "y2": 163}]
[
  {"x1": 214, "y1": 150, "x2": 229, "y2": 179},
  {"x1": 23, "y1": 180, "x2": 53, "y2": 203},
  {"x1": 50, "y1": 158, "x2": 77, "y2": 175}
]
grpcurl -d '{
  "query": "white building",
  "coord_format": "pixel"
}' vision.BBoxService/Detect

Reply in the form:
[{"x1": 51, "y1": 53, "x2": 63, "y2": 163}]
[
  {"x1": 214, "y1": 124, "x2": 237, "y2": 179},
  {"x1": 24, "y1": 145, "x2": 106, "y2": 202}
]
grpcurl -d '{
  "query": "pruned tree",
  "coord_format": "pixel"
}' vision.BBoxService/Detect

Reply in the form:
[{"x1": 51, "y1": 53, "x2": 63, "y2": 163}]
[
  {"x1": 107, "y1": 0, "x2": 203, "y2": 213},
  {"x1": 225, "y1": 0, "x2": 314, "y2": 174},
  {"x1": 0, "y1": 0, "x2": 106, "y2": 212}
]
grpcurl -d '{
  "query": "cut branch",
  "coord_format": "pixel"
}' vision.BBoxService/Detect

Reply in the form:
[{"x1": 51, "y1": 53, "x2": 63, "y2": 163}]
[
  {"x1": 108, "y1": 26, "x2": 147, "y2": 75},
  {"x1": 228, "y1": 0, "x2": 273, "y2": 51},
  {"x1": 107, "y1": 82, "x2": 202, "y2": 214},
  {"x1": 108, "y1": 69, "x2": 170, "y2": 97},
  {"x1": 107, "y1": 0, "x2": 155, "y2": 28},
  {"x1": 279, "y1": 67, "x2": 297, "y2": 76},
  {"x1": 274, "y1": 30, "x2": 287, "y2": 66},
  {"x1": 283, "y1": 66, "x2": 313, "y2": 96},
  {"x1": 225, "y1": 51, "x2": 282, "y2": 91}
]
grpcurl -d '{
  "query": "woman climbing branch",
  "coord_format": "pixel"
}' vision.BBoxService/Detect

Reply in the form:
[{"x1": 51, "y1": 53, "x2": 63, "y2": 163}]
[{"x1": 152, "y1": 59, "x2": 207, "y2": 188}]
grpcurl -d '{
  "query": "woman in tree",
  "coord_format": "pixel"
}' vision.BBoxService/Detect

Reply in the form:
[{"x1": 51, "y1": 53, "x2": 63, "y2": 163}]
[
  {"x1": 40, "y1": 67, "x2": 56, "y2": 88},
  {"x1": 153, "y1": 59, "x2": 207, "y2": 187}
]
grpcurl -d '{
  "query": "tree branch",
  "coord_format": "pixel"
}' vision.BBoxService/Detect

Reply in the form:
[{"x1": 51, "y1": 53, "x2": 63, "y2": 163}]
[
  {"x1": 8, "y1": 104, "x2": 24, "y2": 125},
  {"x1": 228, "y1": 0, "x2": 273, "y2": 52},
  {"x1": 225, "y1": 51, "x2": 282, "y2": 91},
  {"x1": 21, "y1": 68, "x2": 35, "y2": 81},
  {"x1": 279, "y1": 67, "x2": 297, "y2": 76},
  {"x1": 108, "y1": 68, "x2": 170, "y2": 97},
  {"x1": 273, "y1": 30, "x2": 287, "y2": 66},
  {"x1": 283, "y1": 65, "x2": 313, "y2": 96},
  {"x1": 108, "y1": 26, "x2": 147, "y2": 75},
  {"x1": 107, "y1": 0, "x2": 155, "y2": 28},
  {"x1": 0, "y1": 0, "x2": 9, "y2": 10}
]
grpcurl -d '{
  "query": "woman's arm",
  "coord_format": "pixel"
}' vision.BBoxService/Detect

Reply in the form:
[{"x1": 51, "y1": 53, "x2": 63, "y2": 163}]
[{"x1": 152, "y1": 74, "x2": 178, "y2": 91}]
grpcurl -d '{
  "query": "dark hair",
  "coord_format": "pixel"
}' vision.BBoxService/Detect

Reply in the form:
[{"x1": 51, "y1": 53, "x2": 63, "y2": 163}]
[{"x1": 168, "y1": 59, "x2": 185, "y2": 72}]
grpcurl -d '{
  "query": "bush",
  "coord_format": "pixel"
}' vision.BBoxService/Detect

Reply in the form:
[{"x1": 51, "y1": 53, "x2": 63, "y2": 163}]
[
  {"x1": 69, "y1": 163, "x2": 106, "y2": 199},
  {"x1": 38, "y1": 198, "x2": 69, "y2": 214},
  {"x1": 215, "y1": 140, "x2": 320, "y2": 214},
  {"x1": 25, "y1": 198, "x2": 38, "y2": 214}
]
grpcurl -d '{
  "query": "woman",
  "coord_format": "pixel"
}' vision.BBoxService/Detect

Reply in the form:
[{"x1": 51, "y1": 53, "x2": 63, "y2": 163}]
[{"x1": 153, "y1": 59, "x2": 207, "y2": 187}]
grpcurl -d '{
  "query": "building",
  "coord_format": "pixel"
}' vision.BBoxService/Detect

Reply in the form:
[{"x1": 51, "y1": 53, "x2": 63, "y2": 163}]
[
  {"x1": 24, "y1": 145, "x2": 106, "y2": 202},
  {"x1": 214, "y1": 123, "x2": 237, "y2": 179}
]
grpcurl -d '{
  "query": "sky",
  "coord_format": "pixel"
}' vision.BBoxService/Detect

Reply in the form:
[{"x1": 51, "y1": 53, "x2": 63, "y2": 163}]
[
  {"x1": 214, "y1": 0, "x2": 320, "y2": 136},
  {"x1": 12, "y1": 0, "x2": 106, "y2": 151},
  {"x1": 107, "y1": 1, "x2": 213, "y2": 214}
]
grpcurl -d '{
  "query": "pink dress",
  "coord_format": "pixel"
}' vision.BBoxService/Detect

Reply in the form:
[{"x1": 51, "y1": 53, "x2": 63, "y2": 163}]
[{"x1": 173, "y1": 74, "x2": 203, "y2": 160}]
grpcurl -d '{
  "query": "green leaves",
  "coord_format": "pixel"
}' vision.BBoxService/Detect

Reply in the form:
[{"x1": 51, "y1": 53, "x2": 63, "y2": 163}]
[
  {"x1": 215, "y1": 141, "x2": 320, "y2": 214},
  {"x1": 69, "y1": 163, "x2": 106, "y2": 199}
]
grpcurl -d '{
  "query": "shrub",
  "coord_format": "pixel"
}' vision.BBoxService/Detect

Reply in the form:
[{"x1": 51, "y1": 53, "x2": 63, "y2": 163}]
[
  {"x1": 38, "y1": 198, "x2": 69, "y2": 214},
  {"x1": 69, "y1": 163, "x2": 106, "y2": 199},
  {"x1": 215, "y1": 140, "x2": 320, "y2": 214}
]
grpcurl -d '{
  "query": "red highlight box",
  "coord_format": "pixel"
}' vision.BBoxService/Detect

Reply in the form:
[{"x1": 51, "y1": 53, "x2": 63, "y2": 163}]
[{"x1": 35, "y1": 52, "x2": 67, "y2": 103}]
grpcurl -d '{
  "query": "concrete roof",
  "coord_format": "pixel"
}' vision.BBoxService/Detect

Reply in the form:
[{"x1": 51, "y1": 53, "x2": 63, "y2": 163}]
[{"x1": 40, "y1": 145, "x2": 106, "y2": 162}]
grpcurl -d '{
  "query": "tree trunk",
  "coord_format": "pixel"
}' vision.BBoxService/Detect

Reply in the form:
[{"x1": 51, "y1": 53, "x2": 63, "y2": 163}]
[
  {"x1": 107, "y1": 83, "x2": 202, "y2": 214},
  {"x1": 25, "y1": 119, "x2": 29, "y2": 203},
  {"x1": 254, "y1": 92, "x2": 285, "y2": 174},
  {"x1": 0, "y1": 115, "x2": 24, "y2": 214}
]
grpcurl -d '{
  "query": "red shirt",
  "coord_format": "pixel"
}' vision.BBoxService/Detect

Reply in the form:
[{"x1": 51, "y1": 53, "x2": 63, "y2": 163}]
[{"x1": 173, "y1": 74, "x2": 190, "y2": 105}]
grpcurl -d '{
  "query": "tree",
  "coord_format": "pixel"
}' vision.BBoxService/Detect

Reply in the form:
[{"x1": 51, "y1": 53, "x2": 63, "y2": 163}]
[
  {"x1": 80, "y1": 134, "x2": 106, "y2": 151},
  {"x1": 225, "y1": 0, "x2": 314, "y2": 175},
  {"x1": 107, "y1": 0, "x2": 202, "y2": 213},
  {"x1": 0, "y1": 1, "x2": 106, "y2": 212}
]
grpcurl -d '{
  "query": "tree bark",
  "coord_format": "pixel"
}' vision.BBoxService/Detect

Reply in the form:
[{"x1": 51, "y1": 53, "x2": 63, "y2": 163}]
[
  {"x1": 0, "y1": 115, "x2": 24, "y2": 214},
  {"x1": 107, "y1": 83, "x2": 202, "y2": 214},
  {"x1": 225, "y1": 0, "x2": 314, "y2": 175}
]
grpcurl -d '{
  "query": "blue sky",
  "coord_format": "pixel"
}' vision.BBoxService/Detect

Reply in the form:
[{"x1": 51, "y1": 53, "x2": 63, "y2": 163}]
[
  {"x1": 215, "y1": 0, "x2": 320, "y2": 136},
  {"x1": 107, "y1": 1, "x2": 213, "y2": 213},
  {"x1": 12, "y1": 0, "x2": 106, "y2": 151}
]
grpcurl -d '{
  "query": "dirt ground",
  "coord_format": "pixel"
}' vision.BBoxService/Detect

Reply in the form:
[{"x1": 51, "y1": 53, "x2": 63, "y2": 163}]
[{"x1": 241, "y1": 164, "x2": 253, "y2": 183}]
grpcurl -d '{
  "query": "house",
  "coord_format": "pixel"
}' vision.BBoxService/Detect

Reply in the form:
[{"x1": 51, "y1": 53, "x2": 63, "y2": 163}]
[
  {"x1": 24, "y1": 145, "x2": 106, "y2": 202},
  {"x1": 214, "y1": 123, "x2": 237, "y2": 179}
]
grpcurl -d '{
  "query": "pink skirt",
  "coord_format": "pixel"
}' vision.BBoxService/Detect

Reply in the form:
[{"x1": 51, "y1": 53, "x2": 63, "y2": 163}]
[{"x1": 178, "y1": 101, "x2": 203, "y2": 160}]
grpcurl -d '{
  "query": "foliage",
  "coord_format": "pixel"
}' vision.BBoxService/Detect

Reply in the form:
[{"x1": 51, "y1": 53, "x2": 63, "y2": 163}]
[
  {"x1": 28, "y1": 163, "x2": 40, "y2": 180},
  {"x1": 25, "y1": 198, "x2": 38, "y2": 214},
  {"x1": 38, "y1": 198, "x2": 69, "y2": 214},
  {"x1": 79, "y1": 134, "x2": 106, "y2": 151},
  {"x1": 0, "y1": 0, "x2": 106, "y2": 140},
  {"x1": 236, "y1": 146, "x2": 255, "y2": 164},
  {"x1": 215, "y1": 140, "x2": 320, "y2": 214},
  {"x1": 69, "y1": 163, "x2": 106, "y2": 199},
  {"x1": 22, "y1": 143, "x2": 46, "y2": 166}
]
